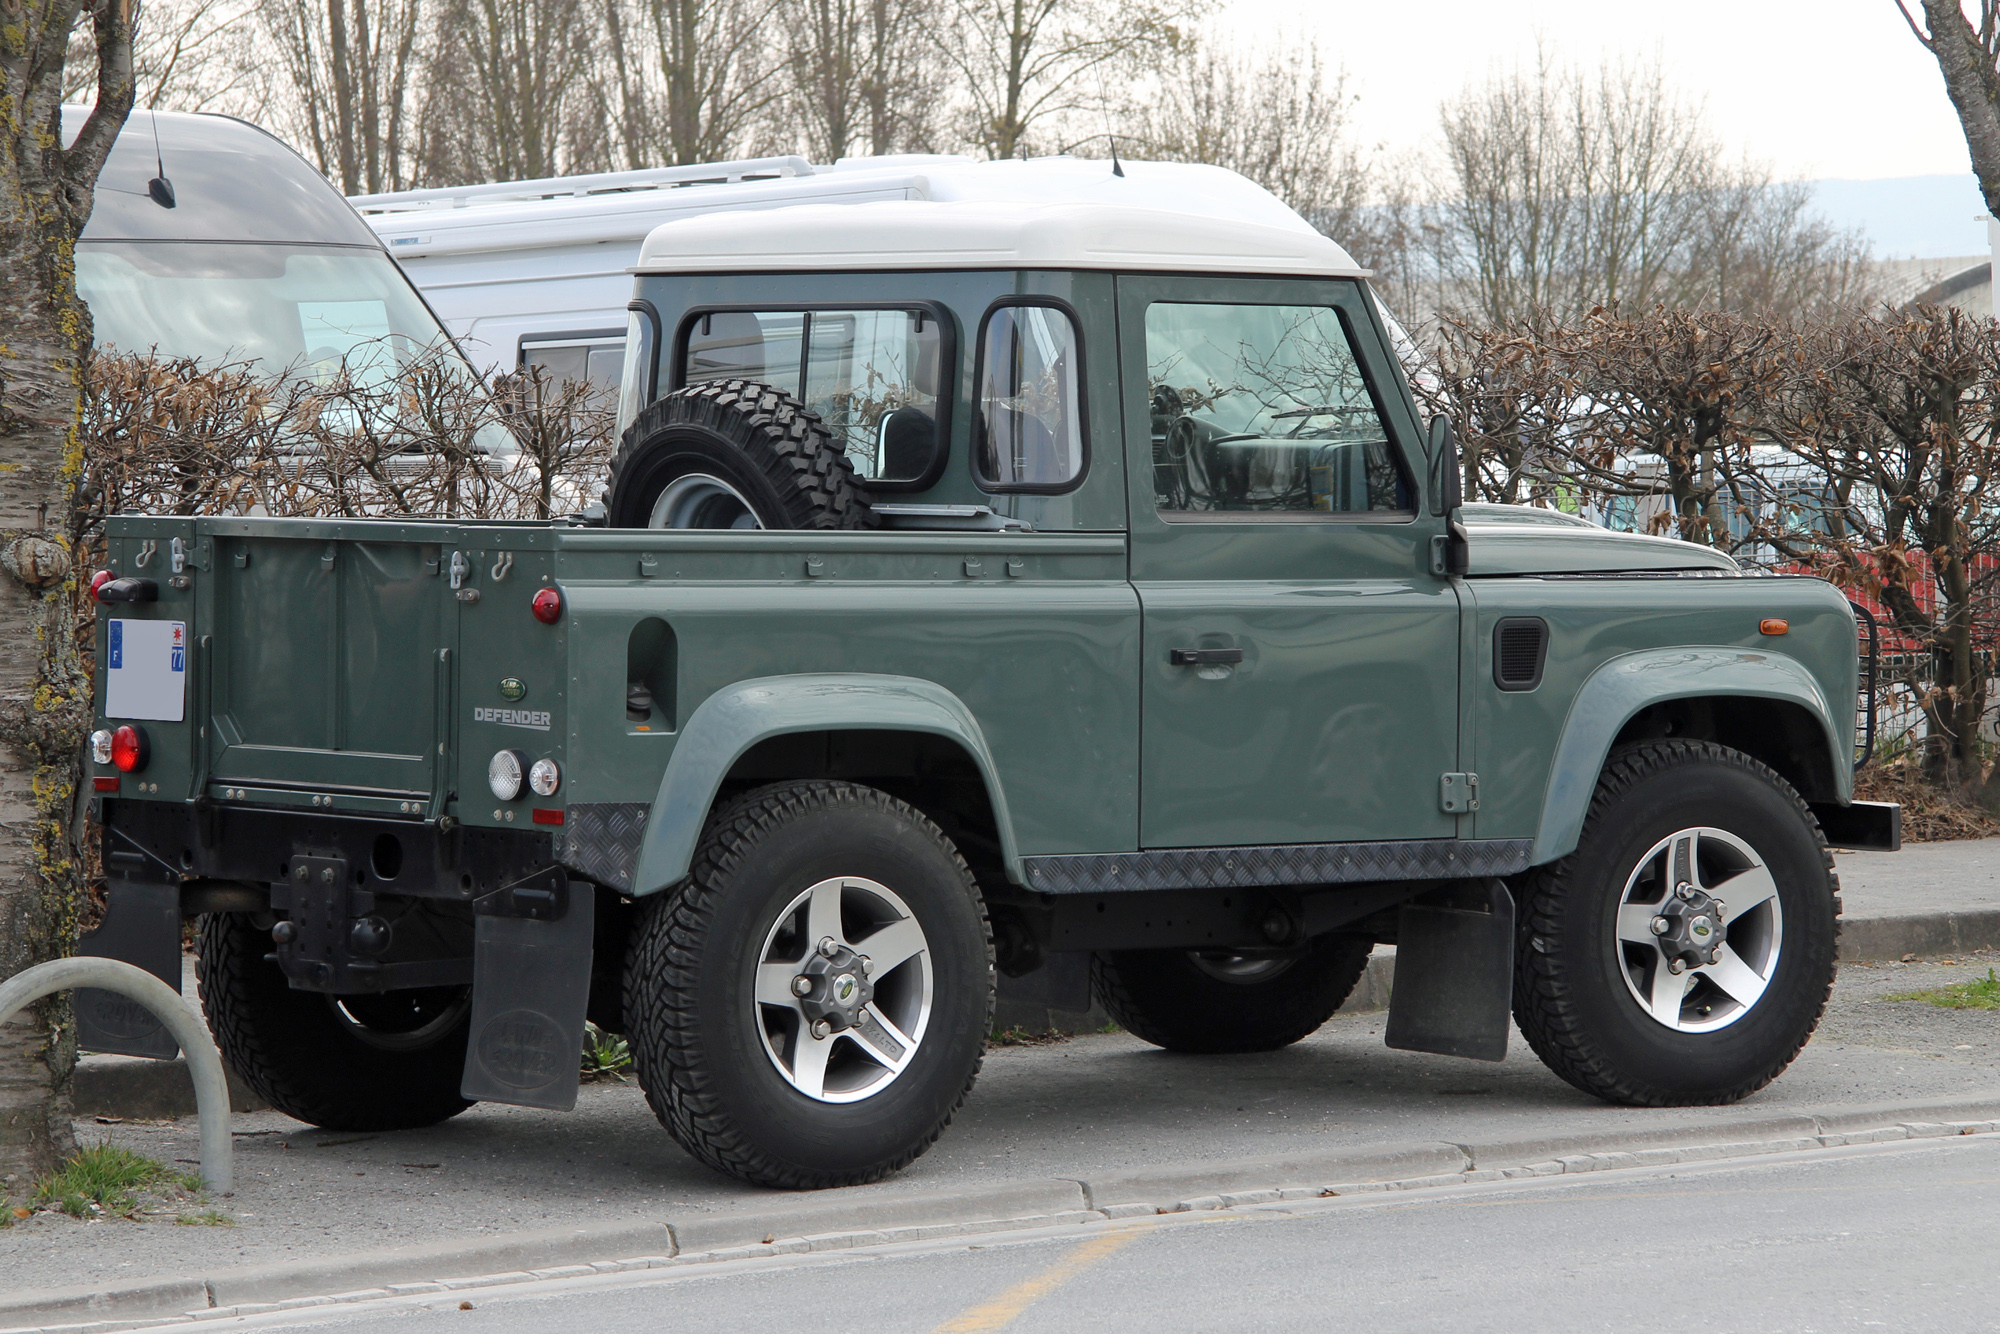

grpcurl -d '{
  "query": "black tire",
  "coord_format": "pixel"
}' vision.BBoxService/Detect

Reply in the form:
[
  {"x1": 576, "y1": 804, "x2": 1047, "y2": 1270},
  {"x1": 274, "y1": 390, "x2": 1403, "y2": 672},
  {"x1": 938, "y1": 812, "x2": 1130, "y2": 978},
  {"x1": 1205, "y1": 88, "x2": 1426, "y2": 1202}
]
[
  {"x1": 624, "y1": 781, "x2": 992, "y2": 1189},
  {"x1": 604, "y1": 380, "x2": 876, "y2": 530},
  {"x1": 1511, "y1": 740, "x2": 1839, "y2": 1107},
  {"x1": 1091, "y1": 935, "x2": 1373, "y2": 1054},
  {"x1": 194, "y1": 912, "x2": 475, "y2": 1131}
]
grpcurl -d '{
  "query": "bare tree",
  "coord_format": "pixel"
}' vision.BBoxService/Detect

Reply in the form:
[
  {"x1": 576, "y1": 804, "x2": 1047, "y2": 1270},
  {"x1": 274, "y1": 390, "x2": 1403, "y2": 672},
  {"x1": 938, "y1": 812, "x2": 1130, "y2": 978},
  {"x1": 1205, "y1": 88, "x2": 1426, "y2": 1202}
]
[
  {"x1": 1433, "y1": 53, "x2": 1871, "y2": 326},
  {"x1": 786, "y1": 0, "x2": 944, "y2": 160},
  {"x1": 938, "y1": 0, "x2": 1201, "y2": 160},
  {"x1": 1136, "y1": 38, "x2": 1361, "y2": 222},
  {"x1": 262, "y1": 0, "x2": 426, "y2": 194},
  {"x1": 606, "y1": 0, "x2": 787, "y2": 167},
  {"x1": 65, "y1": 0, "x2": 268, "y2": 115},
  {"x1": 1898, "y1": 1, "x2": 2000, "y2": 218},
  {"x1": 422, "y1": 0, "x2": 610, "y2": 182},
  {"x1": 0, "y1": 0, "x2": 134, "y2": 1190}
]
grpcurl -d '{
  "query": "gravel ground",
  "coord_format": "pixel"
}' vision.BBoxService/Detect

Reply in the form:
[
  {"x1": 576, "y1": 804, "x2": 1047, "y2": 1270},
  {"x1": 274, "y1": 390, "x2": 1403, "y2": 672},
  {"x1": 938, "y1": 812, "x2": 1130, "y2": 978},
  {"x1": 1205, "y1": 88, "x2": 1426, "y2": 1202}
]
[{"x1": 5, "y1": 949, "x2": 1997, "y2": 1302}]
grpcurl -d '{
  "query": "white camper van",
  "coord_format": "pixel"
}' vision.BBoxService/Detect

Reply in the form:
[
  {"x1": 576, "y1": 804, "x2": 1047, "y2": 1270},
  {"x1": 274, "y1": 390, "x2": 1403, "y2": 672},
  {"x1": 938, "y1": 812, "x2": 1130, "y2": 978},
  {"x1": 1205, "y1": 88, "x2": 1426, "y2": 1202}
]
[{"x1": 351, "y1": 155, "x2": 1326, "y2": 395}]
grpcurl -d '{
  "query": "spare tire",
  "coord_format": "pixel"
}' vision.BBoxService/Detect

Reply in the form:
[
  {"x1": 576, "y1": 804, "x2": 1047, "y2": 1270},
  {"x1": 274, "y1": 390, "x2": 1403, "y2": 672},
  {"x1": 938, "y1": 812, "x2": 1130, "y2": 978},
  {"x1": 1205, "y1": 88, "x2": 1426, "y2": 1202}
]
[{"x1": 605, "y1": 380, "x2": 876, "y2": 529}]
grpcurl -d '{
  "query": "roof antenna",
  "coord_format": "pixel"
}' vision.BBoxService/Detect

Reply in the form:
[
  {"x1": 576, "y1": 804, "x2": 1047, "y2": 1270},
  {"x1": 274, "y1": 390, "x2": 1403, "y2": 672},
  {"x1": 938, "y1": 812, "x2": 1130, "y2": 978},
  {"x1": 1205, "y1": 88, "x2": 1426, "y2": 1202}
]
[
  {"x1": 1107, "y1": 134, "x2": 1124, "y2": 178},
  {"x1": 146, "y1": 110, "x2": 176, "y2": 209}
]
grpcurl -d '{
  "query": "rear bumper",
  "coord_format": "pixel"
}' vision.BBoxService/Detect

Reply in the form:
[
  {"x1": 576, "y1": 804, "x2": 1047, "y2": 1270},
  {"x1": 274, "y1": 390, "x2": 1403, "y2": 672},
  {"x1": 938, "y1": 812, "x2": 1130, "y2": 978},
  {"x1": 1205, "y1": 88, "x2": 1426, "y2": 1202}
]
[{"x1": 1809, "y1": 800, "x2": 1900, "y2": 853}]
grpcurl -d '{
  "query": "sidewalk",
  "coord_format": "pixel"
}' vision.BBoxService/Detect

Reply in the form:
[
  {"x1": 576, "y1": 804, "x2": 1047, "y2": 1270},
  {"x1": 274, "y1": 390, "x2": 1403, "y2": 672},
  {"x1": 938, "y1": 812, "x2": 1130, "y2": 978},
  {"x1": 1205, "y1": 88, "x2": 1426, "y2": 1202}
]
[{"x1": 12, "y1": 940, "x2": 2000, "y2": 1326}]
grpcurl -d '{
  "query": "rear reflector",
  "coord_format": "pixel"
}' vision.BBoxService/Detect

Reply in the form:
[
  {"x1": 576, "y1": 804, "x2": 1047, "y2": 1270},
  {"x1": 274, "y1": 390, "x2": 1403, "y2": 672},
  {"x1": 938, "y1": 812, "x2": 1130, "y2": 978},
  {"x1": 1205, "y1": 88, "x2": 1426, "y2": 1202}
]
[
  {"x1": 532, "y1": 808, "x2": 564, "y2": 825},
  {"x1": 93, "y1": 776, "x2": 119, "y2": 792}
]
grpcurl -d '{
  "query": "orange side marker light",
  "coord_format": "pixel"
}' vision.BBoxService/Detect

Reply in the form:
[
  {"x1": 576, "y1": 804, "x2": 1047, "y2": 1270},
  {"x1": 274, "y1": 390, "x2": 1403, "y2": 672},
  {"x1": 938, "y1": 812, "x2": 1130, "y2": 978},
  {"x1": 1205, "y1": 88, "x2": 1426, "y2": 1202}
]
[{"x1": 1759, "y1": 618, "x2": 1789, "y2": 635}]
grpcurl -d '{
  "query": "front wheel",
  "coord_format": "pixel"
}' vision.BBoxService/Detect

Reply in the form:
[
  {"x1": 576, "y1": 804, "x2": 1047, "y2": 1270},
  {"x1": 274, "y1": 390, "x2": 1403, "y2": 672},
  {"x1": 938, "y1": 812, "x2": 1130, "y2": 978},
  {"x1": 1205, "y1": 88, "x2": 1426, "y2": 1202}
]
[
  {"x1": 623, "y1": 781, "x2": 993, "y2": 1188},
  {"x1": 1512, "y1": 740, "x2": 1839, "y2": 1106}
]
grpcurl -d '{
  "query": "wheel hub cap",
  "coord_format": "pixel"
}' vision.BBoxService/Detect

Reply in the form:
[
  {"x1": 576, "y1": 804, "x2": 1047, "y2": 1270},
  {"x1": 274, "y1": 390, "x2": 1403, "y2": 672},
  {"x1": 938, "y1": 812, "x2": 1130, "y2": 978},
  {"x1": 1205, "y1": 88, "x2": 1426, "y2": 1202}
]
[
  {"x1": 753, "y1": 876, "x2": 934, "y2": 1104},
  {"x1": 1614, "y1": 827, "x2": 1785, "y2": 1034},
  {"x1": 792, "y1": 941, "x2": 875, "y2": 1033}
]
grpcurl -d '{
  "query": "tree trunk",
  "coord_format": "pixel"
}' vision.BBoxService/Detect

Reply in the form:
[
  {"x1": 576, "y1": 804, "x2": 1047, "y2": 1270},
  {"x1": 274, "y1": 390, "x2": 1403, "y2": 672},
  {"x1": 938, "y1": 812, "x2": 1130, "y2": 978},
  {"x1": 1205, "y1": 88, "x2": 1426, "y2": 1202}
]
[
  {"x1": 1912, "y1": 2, "x2": 2000, "y2": 219},
  {"x1": 0, "y1": 2, "x2": 134, "y2": 1193}
]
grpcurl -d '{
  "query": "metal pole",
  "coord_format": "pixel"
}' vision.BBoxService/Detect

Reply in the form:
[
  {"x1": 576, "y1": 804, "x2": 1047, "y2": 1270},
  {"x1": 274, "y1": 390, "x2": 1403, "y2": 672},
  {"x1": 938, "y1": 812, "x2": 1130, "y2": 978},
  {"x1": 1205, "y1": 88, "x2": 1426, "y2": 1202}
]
[{"x1": 0, "y1": 957, "x2": 231, "y2": 1193}]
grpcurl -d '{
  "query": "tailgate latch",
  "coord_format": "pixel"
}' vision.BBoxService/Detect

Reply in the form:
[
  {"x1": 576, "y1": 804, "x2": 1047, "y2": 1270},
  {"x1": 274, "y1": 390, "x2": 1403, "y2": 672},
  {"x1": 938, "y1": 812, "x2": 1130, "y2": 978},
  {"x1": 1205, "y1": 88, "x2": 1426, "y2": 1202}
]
[{"x1": 449, "y1": 550, "x2": 469, "y2": 590}]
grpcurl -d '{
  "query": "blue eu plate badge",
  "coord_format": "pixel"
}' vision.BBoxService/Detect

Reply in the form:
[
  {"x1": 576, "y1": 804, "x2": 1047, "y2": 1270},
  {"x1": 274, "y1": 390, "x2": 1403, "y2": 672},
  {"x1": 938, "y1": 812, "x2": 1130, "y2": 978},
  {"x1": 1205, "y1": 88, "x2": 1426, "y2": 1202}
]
[{"x1": 104, "y1": 619, "x2": 187, "y2": 722}]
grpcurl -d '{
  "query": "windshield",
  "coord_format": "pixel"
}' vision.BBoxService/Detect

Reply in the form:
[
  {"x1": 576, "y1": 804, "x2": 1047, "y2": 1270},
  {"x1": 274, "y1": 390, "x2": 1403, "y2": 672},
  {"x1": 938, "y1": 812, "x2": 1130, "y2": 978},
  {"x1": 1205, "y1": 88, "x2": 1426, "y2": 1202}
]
[
  {"x1": 77, "y1": 239, "x2": 515, "y2": 453},
  {"x1": 80, "y1": 242, "x2": 445, "y2": 375}
]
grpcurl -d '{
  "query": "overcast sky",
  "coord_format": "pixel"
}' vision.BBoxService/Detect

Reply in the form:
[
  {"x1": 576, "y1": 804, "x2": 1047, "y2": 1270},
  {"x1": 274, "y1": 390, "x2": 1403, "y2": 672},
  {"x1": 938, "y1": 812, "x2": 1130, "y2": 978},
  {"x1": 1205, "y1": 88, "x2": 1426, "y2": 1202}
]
[{"x1": 1219, "y1": 0, "x2": 1972, "y2": 184}]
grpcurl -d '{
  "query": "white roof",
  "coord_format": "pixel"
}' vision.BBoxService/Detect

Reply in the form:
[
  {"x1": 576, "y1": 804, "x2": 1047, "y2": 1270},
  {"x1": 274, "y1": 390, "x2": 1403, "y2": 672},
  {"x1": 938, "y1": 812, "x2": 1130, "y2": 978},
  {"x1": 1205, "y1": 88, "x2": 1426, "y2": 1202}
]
[
  {"x1": 357, "y1": 156, "x2": 1349, "y2": 268},
  {"x1": 634, "y1": 199, "x2": 1364, "y2": 277}
]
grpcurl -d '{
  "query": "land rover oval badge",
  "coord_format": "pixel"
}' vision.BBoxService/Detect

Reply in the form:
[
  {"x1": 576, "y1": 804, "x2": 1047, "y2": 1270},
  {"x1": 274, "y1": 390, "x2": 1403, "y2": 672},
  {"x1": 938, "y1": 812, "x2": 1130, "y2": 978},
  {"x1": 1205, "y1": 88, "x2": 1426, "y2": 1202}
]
[{"x1": 498, "y1": 677, "x2": 526, "y2": 701}]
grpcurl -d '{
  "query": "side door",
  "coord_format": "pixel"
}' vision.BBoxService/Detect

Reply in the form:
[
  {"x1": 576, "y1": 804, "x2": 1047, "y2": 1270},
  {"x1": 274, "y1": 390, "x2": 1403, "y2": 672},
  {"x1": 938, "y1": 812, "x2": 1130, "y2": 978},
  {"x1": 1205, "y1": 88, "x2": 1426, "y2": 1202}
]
[{"x1": 1120, "y1": 275, "x2": 1461, "y2": 848}]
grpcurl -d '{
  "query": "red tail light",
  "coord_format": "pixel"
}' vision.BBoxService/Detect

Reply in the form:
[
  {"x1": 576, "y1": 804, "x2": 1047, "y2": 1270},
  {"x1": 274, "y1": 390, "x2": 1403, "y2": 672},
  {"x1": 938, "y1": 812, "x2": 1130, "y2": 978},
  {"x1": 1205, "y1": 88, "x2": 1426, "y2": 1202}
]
[
  {"x1": 90, "y1": 570, "x2": 115, "y2": 603},
  {"x1": 531, "y1": 587, "x2": 563, "y2": 624},
  {"x1": 110, "y1": 725, "x2": 149, "y2": 773}
]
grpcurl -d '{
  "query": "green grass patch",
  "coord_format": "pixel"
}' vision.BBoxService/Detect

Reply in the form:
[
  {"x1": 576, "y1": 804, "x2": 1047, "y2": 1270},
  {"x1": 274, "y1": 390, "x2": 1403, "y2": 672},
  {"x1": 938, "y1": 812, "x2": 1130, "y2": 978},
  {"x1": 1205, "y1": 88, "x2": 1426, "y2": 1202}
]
[
  {"x1": 175, "y1": 1209, "x2": 234, "y2": 1227},
  {"x1": 1882, "y1": 967, "x2": 2000, "y2": 1010},
  {"x1": 580, "y1": 1023, "x2": 632, "y2": 1082},
  {"x1": 29, "y1": 1143, "x2": 200, "y2": 1220}
]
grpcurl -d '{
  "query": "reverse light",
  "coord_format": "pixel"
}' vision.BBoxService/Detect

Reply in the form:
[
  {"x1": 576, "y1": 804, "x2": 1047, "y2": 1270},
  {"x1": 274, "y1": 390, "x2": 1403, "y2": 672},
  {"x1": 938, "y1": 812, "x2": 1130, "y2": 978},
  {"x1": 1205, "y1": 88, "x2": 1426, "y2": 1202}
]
[
  {"x1": 110, "y1": 725, "x2": 149, "y2": 773},
  {"x1": 90, "y1": 728, "x2": 114, "y2": 764},
  {"x1": 487, "y1": 748, "x2": 527, "y2": 801},
  {"x1": 531, "y1": 587, "x2": 563, "y2": 624},
  {"x1": 90, "y1": 570, "x2": 115, "y2": 603},
  {"x1": 528, "y1": 758, "x2": 560, "y2": 797}
]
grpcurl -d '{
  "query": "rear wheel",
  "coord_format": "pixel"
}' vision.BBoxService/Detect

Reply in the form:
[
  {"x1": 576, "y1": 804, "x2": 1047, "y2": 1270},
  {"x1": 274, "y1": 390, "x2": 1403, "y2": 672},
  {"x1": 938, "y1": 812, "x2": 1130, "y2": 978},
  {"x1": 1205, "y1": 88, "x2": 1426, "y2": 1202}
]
[
  {"x1": 195, "y1": 912, "x2": 474, "y2": 1130},
  {"x1": 604, "y1": 380, "x2": 876, "y2": 530},
  {"x1": 1091, "y1": 935, "x2": 1373, "y2": 1053},
  {"x1": 624, "y1": 781, "x2": 992, "y2": 1188},
  {"x1": 1511, "y1": 740, "x2": 1839, "y2": 1106}
]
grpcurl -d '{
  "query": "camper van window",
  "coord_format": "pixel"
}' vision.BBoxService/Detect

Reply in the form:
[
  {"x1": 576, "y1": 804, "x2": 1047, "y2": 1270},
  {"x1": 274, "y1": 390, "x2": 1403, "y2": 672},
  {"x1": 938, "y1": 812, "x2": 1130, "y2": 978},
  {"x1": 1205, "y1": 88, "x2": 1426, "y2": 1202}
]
[{"x1": 680, "y1": 307, "x2": 944, "y2": 484}]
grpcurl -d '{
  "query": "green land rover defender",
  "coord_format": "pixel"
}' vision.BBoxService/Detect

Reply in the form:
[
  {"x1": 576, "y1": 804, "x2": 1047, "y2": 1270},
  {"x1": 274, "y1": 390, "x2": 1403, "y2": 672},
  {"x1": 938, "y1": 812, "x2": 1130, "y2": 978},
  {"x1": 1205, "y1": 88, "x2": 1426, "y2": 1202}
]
[{"x1": 81, "y1": 195, "x2": 1896, "y2": 1189}]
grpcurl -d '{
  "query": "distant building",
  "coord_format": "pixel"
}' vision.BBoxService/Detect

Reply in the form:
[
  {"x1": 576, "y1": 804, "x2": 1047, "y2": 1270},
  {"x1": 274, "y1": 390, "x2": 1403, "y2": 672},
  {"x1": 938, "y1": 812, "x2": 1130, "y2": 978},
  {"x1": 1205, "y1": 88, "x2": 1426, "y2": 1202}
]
[{"x1": 1883, "y1": 252, "x2": 1991, "y2": 314}]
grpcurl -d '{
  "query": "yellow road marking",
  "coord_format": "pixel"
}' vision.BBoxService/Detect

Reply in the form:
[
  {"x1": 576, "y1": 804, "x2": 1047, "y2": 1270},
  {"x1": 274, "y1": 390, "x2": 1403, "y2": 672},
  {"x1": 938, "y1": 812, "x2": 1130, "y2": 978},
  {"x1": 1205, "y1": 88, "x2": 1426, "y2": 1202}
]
[{"x1": 929, "y1": 1226, "x2": 1145, "y2": 1332}]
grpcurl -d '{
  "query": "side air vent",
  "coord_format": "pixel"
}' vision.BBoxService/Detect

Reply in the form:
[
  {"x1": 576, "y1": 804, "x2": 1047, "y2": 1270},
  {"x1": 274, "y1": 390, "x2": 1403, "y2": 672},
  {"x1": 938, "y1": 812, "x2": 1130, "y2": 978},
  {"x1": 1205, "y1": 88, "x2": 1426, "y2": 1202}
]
[{"x1": 1493, "y1": 617, "x2": 1549, "y2": 691}]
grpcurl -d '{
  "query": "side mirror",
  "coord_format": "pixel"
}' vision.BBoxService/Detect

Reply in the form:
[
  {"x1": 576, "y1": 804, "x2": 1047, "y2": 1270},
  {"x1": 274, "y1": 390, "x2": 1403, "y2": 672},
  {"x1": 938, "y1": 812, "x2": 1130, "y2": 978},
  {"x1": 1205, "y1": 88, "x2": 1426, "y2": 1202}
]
[
  {"x1": 1427, "y1": 414, "x2": 1463, "y2": 516},
  {"x1": 1427, "y1": 414, "x2": 1470, "y2": 577}
]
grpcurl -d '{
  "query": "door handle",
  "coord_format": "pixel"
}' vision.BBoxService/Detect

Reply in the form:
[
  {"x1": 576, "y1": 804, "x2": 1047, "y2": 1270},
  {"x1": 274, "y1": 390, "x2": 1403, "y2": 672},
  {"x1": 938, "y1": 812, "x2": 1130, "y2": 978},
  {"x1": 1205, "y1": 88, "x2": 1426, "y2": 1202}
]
[{"x1": 1169, "y1": 647, "x2": 1244, "y2": 667}]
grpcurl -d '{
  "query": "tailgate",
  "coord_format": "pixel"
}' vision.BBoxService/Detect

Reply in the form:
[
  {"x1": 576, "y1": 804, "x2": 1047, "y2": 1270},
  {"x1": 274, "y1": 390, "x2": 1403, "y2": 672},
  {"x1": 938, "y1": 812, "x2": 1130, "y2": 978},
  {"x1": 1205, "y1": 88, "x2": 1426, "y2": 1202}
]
[{"x1": 205, "y1": 527, "x2": 452, "y2": 806}]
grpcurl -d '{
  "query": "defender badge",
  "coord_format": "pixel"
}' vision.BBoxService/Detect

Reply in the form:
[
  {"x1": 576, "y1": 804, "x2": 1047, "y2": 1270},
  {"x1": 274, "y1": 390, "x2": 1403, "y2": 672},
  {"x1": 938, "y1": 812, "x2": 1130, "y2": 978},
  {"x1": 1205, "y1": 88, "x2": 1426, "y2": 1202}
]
[{"x1": 498, "y1": 677, "x2": 526, "y2": 701}]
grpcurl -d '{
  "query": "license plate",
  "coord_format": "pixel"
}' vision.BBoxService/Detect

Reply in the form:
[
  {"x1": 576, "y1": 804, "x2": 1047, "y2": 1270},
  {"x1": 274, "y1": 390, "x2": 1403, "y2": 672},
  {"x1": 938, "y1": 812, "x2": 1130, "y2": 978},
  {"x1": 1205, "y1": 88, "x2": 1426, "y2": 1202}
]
[{"x1": 105, "y1": 619, "x2": 187, "y2": 722}]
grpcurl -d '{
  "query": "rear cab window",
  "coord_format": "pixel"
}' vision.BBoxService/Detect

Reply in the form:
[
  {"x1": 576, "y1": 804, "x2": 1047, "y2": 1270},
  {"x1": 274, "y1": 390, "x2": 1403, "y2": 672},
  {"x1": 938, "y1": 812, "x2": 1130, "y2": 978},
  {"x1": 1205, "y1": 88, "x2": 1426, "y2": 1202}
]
[{"x1": 679, "y1": 306, "x2": 949, "y2": 487}]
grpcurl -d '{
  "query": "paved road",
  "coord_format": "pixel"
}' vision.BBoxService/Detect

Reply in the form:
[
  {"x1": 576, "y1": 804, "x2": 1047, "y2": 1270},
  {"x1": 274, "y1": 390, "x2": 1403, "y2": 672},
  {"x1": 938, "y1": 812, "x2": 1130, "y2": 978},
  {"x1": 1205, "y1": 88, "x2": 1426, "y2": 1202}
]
[{"x1": 210, "y1": 1135, "x2": 2000, "y2": 1334}]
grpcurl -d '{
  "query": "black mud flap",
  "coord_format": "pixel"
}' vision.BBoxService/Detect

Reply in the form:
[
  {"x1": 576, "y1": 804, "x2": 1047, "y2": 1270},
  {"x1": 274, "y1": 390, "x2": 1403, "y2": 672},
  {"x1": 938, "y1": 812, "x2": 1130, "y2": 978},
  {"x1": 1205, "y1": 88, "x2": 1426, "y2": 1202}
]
[
  {"x1": 1385, "y1": 879, "x2": 1515, "y2": 1063},
  {"x1": 75, "y1": 878, "x2": 183, "y2": 1059},
  {"x1": 460, "y1": 868, "x2": 593, "y2": 1111}
]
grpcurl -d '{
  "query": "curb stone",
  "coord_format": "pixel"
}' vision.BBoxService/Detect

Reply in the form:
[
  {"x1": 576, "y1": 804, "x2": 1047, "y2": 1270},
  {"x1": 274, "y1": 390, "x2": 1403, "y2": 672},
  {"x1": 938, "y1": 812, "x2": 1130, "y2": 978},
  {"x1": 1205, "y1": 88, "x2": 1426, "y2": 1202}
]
[{"x1": 9, "y1": 1092, "x2": 2000, "y2": 1334}]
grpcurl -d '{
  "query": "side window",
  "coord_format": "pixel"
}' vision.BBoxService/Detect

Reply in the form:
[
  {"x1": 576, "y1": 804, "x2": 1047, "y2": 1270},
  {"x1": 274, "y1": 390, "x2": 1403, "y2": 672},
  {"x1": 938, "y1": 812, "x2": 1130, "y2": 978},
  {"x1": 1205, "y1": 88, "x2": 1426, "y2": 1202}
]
[
  {"x1": 521, "y1": 333, "x2": 624, "y2": 396},
  {"x1": 973, "y1": 303, "x2": 1085, "y2": 492},
  {"x1": 680, "y1": 308, "x2": 944, "y2": 484},
  {"x1": 1146, "y1": 303, "x2": 1409, "y2": 515}
]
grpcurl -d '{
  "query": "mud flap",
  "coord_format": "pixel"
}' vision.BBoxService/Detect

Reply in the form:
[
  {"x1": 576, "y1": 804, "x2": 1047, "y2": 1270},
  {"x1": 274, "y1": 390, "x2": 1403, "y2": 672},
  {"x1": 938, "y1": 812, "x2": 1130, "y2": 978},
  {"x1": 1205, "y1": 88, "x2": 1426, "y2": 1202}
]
[
  {"x1": 75, "y1": 878, "x2": 183, "y2": 1059},
  {"x1": 1385, "y1": 879, "x2": 1514, "y2": 1063},
  {"x1": 460, "y1": 869, "x2": 593, "y2": 1111}
]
